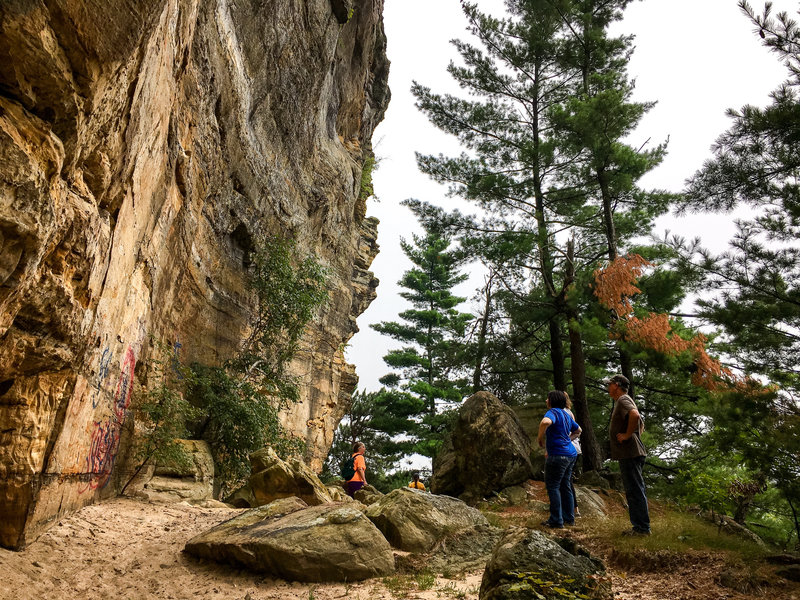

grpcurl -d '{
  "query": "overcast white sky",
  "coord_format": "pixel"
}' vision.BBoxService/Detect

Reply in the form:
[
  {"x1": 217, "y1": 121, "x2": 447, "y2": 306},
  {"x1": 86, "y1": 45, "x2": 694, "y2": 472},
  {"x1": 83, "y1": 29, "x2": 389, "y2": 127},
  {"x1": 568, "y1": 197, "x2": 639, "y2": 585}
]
[{"x1": 346, "y1": 0, "x2": 794, "y2": 393}]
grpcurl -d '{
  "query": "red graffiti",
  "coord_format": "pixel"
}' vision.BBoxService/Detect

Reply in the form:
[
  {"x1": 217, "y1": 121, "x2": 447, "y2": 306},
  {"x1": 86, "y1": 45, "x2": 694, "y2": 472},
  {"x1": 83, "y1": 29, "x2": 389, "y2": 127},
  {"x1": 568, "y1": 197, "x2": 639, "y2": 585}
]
[{"x1": 78, "y1": 345, "x2": 136, "y2": 493}]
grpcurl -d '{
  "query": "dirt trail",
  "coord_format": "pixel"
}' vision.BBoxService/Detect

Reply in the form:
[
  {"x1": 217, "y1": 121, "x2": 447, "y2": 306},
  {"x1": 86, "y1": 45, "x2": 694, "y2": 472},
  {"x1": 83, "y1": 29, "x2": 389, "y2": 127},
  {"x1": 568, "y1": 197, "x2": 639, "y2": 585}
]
[
  {"x1": 0, "y1": 498, "x2": 480, "y2": 600},
  {"x1": 0, "y1": 497, "x2": 797, "y2": 600}
]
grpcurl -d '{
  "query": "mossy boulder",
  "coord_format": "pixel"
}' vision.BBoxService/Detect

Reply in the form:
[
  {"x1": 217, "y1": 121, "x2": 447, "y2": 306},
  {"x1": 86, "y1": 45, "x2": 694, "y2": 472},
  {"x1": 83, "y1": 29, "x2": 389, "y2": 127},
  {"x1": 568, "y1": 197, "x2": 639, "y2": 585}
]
[
  {"x1": 226, "y1": 447, "x2": 332, "y2": 508},
  {"x1": 354, "y1": 483, "x2": 383, "y2": 505},
  {"x1": 480, "y1": 527, "x2": 611, "y2": 600}
]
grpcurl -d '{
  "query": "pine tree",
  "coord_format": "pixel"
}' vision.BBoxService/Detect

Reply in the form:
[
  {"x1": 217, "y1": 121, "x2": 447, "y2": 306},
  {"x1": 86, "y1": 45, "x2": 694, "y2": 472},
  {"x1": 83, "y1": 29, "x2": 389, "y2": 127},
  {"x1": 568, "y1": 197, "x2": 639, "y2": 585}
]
[
  {"x1": 411, "y1": 0, "x2": 670, "y2": 471},
  {"x1": 549, "y1": 0, "x2": 674, "y2": 398},
  {"x1": 324, "y1": 389, "x2": 423, "y2": 490},
  {"x1": 413, "y1": 0, "x2": 577, "y2": 392},
  {"x1": 675, "y1": 1, "x2": 800, "y2": 542},
  {"x1": 371, "y1": 211, "x2": 473, "y2": 457}
]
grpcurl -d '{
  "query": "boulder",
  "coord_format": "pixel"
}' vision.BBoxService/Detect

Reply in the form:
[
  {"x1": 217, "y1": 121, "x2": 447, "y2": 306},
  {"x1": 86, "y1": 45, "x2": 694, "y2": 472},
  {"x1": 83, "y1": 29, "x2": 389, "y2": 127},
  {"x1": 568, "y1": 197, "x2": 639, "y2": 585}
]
[
  {"x1": 432, "y1": 392, "x2": 534, "y2": 503},
  {"x1": 326, "y1": 485, "x2": 350, "y2": 502},
  {"x1": 227, "y1": 447, "x2": 333, "y2": 508},
  {"x1": 480, "y1": 527, "x2": 611, "y2": 600},
  {"x1": 366, "y1": 487, "x2": 489, "y2": 553},
  {"x1": 497, "y1": 485, "x2": 529, "y2": 506},
  {"x1": 578, "y1": 469, "x2": 624, "y2": 491},
  {"x1": 138, "y1": 440, "x2": 215, "y2": 504},
  {"x1": 395, "y1": 523, "x2": 503, "y2": 575},
  {"x1": 577, "y1": 470, "x2": 611, "y2": 489},
  {"x1": 354, "y1": 484, "x2": 383, "y2": 505},
  {"x1": 185, "y1": 498, "x2": 395, "y2": 582},
  {"x1": 575, "y1": 487, "x2": 608, "y2": 517}
]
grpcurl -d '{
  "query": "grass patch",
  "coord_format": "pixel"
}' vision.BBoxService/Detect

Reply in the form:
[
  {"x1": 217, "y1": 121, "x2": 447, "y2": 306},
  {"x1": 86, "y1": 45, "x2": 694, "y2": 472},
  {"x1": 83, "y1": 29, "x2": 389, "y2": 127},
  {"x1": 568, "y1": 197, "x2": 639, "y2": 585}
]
[
  {"x1": 380, "y1": 574, "x2": 411, "y2": 599},
  {"x1": 576, "y1": 507, "x2": 773, "y2": 571},
  {"x1": 415, "y1": 569, "x2": 436, "y2": 590},
  {"x1": 381, "y1": 571, "x2": 438, "y2": 598},
  {"x1": 437, "y1": 581, "x2": 470, "y2": 598}
]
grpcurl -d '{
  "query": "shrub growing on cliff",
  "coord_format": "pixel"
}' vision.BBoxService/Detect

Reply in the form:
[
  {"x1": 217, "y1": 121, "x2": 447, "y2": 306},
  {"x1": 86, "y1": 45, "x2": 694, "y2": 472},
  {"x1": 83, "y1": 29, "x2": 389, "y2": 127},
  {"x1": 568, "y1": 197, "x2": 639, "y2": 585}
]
[
  {"x1": 191, "y1": 235, "x2": 329, "y2": 496},
  {"x1": 122, "y1": 340, "x2": 201, "y2": 494},
  {"x1": 228, "y1": 235, "x2": 330, "y2": 402},
  {"x1": 188, "y1": 364, "x2": 304, "y2": 496}
]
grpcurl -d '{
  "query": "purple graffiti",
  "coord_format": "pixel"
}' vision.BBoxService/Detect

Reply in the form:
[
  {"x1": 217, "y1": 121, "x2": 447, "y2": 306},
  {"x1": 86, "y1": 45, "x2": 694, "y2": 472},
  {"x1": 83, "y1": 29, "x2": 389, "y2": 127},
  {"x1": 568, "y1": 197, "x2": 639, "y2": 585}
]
[
  {"x1": 91, "y1": 346, "x2": 113, "y2": 409},
  {"x1": 171, "y1": 338, "x2": 184, "y2": 379}
]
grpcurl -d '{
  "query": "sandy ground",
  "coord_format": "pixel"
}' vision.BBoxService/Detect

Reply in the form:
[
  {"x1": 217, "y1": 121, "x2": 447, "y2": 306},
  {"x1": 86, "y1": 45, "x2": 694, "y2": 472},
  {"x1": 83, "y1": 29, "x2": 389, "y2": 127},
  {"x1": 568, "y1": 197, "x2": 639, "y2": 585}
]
[
  {"x1": 0, "y1": 498, "x2": 482, "y2": 600},
  {"x1": 1, "y1": 496, "x2": 798, "y2": 600}
]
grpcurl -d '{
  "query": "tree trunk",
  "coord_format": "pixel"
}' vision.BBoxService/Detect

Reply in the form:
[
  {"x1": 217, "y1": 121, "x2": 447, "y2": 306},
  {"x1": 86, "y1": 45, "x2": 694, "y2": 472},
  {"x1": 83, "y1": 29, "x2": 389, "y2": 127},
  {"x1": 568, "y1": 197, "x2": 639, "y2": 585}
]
[
  {"x1": 598, "y1": 167, "x2": 635, "y2": 393},
  {"x1": 527, "y1": 58, "x2": 567, "y2": 392},
  {"x1": 549, "y1": 318, "x2": 566, "y2": 391},
  {"x1": 472, "y1": 272, "x2": 494, "y2": 393},
  {"x1": 565, "y1": 239, "x2": 603, "y2": 469},
  {"x1": 567, "y1": 317, "x2": 603, "y2": 470},
  {"x1": 620, "y1": 349, "x2": 635, "y2": 398}
]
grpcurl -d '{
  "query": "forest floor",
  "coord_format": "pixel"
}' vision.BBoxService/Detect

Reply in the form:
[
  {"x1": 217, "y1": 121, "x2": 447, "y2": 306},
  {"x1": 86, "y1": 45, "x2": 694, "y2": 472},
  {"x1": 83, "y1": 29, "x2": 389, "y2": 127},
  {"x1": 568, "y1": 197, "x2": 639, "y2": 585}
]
[{"x1": 0, "y1": 490, "x2": 798, "y2": 600}]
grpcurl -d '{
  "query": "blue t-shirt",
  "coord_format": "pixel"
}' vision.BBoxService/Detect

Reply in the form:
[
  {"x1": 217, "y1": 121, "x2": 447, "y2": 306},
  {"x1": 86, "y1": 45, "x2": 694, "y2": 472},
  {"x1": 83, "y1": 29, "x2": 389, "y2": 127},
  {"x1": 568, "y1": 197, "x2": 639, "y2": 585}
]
[{"x1": 545, "y1": 408, "x2": 579, "y2": 457}]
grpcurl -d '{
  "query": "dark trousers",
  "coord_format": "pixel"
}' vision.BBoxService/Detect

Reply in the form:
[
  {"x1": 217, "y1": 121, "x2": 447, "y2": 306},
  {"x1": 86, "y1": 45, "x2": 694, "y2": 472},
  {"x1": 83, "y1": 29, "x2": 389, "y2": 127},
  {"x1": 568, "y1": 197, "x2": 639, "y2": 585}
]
[
  {"x1": 619, "y1": 456, "x2": 650, "y2": 532},
  {"x1": 345, "y1": 480, "x2": 365, "y2": 498},
  {"x1": 544, "y1": 454, "x2": 577, "y2": 526}
]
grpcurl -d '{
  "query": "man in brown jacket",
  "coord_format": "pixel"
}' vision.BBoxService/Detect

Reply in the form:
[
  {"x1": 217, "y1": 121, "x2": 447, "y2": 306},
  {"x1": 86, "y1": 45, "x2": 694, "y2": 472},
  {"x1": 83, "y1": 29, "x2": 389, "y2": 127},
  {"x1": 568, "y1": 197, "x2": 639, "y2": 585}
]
[{"x1": 608, "y1": 374, "x2": 651, "y2": 535}]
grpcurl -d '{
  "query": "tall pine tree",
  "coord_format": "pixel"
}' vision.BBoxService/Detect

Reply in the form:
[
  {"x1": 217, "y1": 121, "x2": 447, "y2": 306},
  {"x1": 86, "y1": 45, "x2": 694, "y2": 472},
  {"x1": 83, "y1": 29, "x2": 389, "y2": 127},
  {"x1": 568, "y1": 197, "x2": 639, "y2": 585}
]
[
  {"x1": 411, "y1": 0, "x2": 670, "y2": 471},
  {"x1": 676, "y1": 1, "x2": 800, "y2": 542},
  {"x1": 372, "y1": 206, "x2": 473, "y2": 457}
]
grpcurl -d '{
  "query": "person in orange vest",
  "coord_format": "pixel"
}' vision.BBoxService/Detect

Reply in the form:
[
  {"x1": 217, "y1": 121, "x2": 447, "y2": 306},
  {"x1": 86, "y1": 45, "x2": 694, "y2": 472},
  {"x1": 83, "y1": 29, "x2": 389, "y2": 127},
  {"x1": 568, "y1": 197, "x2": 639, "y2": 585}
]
[
  {"x1": 408, "y1": 472, "x2": 426, "y2": 491},
  {"x1": 345, "y1": 442, "x2": 367, "y2": 497}
]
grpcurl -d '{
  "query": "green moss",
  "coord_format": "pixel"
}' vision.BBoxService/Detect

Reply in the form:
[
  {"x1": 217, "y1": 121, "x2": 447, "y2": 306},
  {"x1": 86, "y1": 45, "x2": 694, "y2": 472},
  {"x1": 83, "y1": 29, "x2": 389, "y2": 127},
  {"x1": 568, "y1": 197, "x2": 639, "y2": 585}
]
[{"x1": 505, "y1": 569, "x2": 608, "y2": 600}]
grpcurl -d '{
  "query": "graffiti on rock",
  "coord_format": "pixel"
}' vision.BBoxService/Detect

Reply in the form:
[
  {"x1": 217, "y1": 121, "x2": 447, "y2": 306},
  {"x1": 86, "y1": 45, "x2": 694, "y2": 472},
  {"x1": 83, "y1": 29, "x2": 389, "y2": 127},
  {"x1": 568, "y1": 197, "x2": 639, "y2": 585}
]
[{"x1": 78, "y1": 346, "x2": 136, "y2": 493}]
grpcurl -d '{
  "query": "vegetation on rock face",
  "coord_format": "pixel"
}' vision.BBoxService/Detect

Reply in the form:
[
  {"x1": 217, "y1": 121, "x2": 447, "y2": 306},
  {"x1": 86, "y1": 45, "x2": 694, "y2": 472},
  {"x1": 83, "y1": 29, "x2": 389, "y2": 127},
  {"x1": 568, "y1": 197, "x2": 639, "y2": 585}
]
[
  {"x1": 123, "y1": 339, "x2": 201, "y2": 494},
  {"x1": 131, "y1": 236, "x2": 329, "y2": 498},
  {"x1": 359, "y1": 153, "x2": 376, "y2": 204}
]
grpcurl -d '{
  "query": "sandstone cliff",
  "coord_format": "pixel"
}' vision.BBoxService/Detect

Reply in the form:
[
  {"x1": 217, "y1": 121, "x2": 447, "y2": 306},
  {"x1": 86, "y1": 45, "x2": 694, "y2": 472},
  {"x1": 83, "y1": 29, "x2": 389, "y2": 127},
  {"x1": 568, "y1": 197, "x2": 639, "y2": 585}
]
[{"x1": 0, "y1": 0, "x2": 388, "y2": 549}]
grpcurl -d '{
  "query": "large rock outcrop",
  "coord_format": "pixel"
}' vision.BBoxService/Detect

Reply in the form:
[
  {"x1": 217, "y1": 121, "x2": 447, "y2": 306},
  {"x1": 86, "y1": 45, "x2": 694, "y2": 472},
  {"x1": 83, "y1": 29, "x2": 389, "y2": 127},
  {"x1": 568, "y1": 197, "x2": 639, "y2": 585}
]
[
  {"x1": 225, "y1": 446, "x2": 333, "y2": 508},
  {"x1": 431, "y1": 391, "x2": 534, "y2": 503},
  {"x1": 138, "y1": 439, "x2": 215, "y2": 504},
  {"x1": 185, "y1": 498, "x2": 395, "y2": 582},
  {"x1": 0, "y1": 0, "x2": 389, "y2": 549}
]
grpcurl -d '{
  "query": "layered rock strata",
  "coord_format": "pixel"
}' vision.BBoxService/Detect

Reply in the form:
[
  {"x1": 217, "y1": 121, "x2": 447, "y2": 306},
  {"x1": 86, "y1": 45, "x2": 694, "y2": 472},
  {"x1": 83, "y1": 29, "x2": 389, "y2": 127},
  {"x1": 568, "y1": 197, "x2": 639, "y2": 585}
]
[{"x1": 0, "y1": 0, "x2": 388, "y2": 549}]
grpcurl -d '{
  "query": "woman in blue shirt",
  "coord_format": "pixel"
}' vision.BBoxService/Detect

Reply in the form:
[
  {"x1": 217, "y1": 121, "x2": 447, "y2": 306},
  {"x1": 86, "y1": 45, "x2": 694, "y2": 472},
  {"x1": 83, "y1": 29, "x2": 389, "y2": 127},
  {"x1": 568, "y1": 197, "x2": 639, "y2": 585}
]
[{"x1": 537, "y1": 390, "x2": 582, "y2": 528}]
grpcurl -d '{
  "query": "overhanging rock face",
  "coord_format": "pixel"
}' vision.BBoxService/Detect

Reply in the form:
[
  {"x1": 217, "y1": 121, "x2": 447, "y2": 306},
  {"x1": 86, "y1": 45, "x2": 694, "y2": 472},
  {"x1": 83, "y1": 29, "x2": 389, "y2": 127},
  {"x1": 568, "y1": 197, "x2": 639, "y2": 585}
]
[{"x1": 0, "y1": 0, "x2": 388, "y2": 549}]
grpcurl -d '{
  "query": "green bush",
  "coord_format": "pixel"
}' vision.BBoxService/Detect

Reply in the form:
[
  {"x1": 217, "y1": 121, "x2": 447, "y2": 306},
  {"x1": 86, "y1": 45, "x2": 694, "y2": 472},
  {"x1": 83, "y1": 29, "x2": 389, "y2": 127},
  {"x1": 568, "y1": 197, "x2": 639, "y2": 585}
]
[
  {"x1": 191, "y1": 235, "x2": 328, "y2": 497},
  {"x1": 131, "y1": 236, "x2": 329, "y2": 499},
  {"x1": 123, "y1": 340, "x2": 202, "y2": 494},
  {"x1": 187, "y1": 364, "x2": 305, "y2": 497}
]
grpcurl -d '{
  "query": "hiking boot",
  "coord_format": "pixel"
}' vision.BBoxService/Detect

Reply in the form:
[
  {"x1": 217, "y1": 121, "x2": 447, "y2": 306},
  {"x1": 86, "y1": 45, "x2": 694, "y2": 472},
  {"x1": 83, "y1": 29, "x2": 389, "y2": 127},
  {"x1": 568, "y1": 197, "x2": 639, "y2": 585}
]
[
  {"x1": 621, "y1": 528, "x2": 650, "y2": 536},
  {"x1": 541, "y1": 520, "x2": 564, "y2": 529}
]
